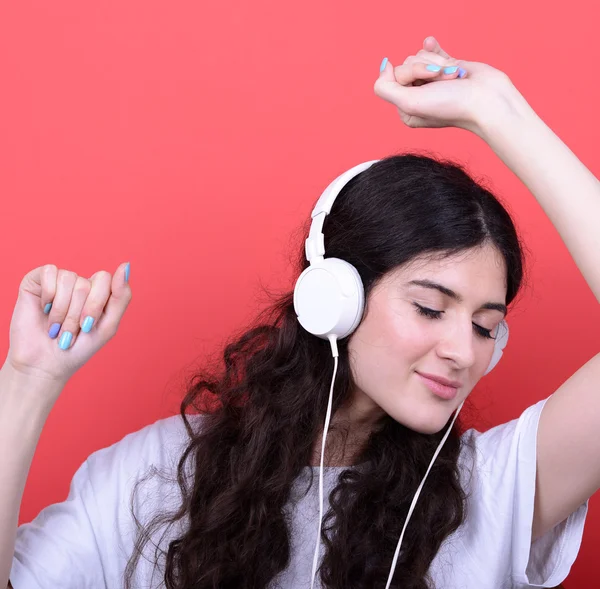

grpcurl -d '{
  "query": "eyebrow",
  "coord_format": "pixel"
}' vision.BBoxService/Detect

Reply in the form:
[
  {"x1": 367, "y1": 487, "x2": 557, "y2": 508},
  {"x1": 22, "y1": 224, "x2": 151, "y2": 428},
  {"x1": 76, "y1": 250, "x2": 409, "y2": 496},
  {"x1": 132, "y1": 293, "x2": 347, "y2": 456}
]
[{"x1": 407, "y1": 279, "x2": 507, "y2": 317}]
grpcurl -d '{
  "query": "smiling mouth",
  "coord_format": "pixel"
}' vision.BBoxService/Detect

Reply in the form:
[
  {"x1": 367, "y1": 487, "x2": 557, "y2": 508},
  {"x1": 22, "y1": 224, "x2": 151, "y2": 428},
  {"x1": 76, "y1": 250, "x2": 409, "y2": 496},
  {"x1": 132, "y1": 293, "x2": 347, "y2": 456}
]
[{"x1": 415, "y1": 372, "x2": 459, "y2": 401}]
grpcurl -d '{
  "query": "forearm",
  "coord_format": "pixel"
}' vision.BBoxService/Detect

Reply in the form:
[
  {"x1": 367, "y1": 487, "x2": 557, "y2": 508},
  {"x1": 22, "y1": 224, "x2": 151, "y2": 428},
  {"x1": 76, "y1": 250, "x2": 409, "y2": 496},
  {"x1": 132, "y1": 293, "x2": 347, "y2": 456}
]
[
  {"x1": 477, "y1": 85, "x2": 600, "y2": 303},
  {"x1": 0, "y1": 364, "x2": 60, "y2": 587}
]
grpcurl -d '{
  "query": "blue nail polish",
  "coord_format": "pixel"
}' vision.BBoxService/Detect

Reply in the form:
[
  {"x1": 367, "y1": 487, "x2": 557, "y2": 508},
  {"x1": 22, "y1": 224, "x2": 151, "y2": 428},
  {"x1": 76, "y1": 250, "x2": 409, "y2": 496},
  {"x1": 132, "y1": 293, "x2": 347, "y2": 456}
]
[
  {"x1": 458, "y1": 68, "x2": 467, "y2": 78},
  {"x1": 426, "y1": 64, "x2": 441, "y2": 72},
  {"x1": 443, "y1": 66, "x2": 459, "y2": 75},
  {"x1": 125, "y1": 262, "x2": 130, "y2": 284},
  {"x1": 58, "y1": 331, "x2": 73, "y2": 350},
  {"x1": 82, "y1": 316, "x2": 95, "y2": 333},
  {"x1": 379, "y1": 57, "x2": 388, "y2": 73},
  {"x1": 49, "y1": 323, "x2": 61, "y2": 339},
  {"x1": 44, "y1": 303, "x2": 52, "y2": 314}
]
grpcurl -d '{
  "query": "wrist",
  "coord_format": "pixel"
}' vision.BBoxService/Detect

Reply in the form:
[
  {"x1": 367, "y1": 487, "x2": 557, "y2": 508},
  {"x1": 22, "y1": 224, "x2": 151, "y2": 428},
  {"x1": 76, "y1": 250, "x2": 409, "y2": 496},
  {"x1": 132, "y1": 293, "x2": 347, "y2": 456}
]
[
  {"x1": 473, "y1": 78, "x2": 537, "y2": 143},
  {"x1": 0, "y1": 362, "x2": 63, "y2": 423}
]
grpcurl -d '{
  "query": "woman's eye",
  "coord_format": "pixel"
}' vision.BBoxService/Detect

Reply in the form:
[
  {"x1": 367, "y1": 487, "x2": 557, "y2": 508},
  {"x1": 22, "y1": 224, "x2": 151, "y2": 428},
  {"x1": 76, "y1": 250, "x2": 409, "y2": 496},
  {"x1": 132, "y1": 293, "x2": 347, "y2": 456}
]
[
  {"x1": 413, "y1": 303, "x2": 442, "y2": 319},
  {"x1": 412, "y1": 303, "x2": 495, "y2": 340},
  {"x1": 474, "y1": 324, "x2": 494, "y2": 339}
]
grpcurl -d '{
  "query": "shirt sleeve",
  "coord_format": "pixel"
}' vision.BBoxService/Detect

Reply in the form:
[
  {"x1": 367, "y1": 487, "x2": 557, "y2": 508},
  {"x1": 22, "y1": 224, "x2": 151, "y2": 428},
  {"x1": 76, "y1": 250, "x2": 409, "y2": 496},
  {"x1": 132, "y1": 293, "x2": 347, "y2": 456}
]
[
  {"x1": 463, "y1": 396, "x2": 589, "y2": 588},
  {"x1": 9, "y1": 415, "x2": 190, "y2": 589},
  {"x1": 9, "y1": 458, "x2": 106, "y2": 589}
]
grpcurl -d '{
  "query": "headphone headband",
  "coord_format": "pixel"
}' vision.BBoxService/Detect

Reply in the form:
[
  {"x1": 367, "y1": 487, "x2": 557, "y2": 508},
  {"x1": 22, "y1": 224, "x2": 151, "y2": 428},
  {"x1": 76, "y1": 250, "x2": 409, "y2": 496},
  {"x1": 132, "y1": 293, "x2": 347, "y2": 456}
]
[{"x1": 304, "y1": 160, "x2": 380, "y2": 263}]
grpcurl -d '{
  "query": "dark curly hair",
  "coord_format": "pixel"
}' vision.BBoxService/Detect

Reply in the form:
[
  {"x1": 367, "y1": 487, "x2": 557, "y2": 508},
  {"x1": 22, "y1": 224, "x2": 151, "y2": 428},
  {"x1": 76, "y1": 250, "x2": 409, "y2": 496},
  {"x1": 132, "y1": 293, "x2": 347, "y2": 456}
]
[{"x1": 124, "y1": 152, "x2": 526, "y2": 589}]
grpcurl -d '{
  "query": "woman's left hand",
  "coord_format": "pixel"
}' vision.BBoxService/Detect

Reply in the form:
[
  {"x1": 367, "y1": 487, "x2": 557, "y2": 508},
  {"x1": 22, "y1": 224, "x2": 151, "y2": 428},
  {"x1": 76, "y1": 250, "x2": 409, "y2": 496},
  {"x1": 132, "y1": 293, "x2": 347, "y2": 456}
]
[{"x1": 374, "y1": 36, "x2": 519, "y2": 135}]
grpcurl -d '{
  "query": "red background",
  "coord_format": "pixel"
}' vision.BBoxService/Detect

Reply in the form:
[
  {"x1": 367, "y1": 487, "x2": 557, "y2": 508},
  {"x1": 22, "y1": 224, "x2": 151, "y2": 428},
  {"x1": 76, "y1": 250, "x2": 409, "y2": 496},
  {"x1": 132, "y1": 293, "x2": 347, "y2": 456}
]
[{"x1": 0, "y1": 1, "x2": 598, "y2": 586}]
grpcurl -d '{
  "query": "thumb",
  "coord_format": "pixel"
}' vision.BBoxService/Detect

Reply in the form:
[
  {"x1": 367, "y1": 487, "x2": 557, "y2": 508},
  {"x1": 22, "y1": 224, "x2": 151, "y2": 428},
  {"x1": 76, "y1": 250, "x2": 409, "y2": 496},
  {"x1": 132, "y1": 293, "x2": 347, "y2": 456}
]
[
  {"x1": 374, "y1": 57, "x2": 410, "y2": 108},
  {"x1": 378, "y1": 57, "x2": 396, "y2": 83}
]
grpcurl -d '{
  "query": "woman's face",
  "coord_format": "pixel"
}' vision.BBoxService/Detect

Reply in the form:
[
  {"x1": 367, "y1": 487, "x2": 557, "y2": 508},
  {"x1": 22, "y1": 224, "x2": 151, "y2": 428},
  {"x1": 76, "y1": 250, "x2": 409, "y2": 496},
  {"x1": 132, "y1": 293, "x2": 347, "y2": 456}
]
[{"x1": 346, "y1": 244, "x2": 508, "y2": 434}]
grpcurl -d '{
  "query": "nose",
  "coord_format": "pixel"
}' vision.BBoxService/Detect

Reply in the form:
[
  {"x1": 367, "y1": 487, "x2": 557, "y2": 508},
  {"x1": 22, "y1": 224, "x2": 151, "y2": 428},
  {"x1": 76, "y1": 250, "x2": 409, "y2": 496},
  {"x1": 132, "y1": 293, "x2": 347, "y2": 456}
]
[{"x1": 436, "y1": 317, "x2": 476, "y2": 369}]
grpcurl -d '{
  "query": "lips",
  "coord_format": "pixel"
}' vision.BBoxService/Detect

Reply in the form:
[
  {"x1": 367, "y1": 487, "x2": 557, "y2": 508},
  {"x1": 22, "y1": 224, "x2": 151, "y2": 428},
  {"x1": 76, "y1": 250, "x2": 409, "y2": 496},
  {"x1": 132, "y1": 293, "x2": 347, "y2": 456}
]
[
  {"x1": 416, "y1": 372, "x2": 462, "y2": 388},
  {"x1": 416, "y1": 372, "x2": 460, "y2": 401}
]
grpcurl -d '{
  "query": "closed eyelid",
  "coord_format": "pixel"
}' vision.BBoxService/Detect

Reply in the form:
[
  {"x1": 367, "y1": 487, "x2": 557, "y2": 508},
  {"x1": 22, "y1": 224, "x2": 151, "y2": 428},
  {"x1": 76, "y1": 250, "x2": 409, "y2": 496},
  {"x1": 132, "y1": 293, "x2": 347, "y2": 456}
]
[
  {"x1": 406, "y1": 280, "x2": 507, "y2": 317},
  {"x1": 413, "y1": 301, "x2": 496, "y2": 340},
  {"x1": 413, "y1": 302, "x2": 496, "y2": 335},
  {"x1": 412, "y1": 298, "x2": 502, "y2": 322}
]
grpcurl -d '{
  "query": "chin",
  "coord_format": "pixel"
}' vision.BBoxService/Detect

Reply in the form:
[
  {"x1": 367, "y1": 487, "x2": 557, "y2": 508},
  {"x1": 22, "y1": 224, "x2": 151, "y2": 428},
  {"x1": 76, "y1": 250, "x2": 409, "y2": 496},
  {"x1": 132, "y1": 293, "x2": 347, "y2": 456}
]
[
  {"x1": 414, "y1": 420, "x2": 450, "y2": 435},
  {"x1": 390, "y1": 400, "x2": 458, "y2": 435},
  {"x1": 403, "y1": 418, "x2": 447, "y2": 435}
]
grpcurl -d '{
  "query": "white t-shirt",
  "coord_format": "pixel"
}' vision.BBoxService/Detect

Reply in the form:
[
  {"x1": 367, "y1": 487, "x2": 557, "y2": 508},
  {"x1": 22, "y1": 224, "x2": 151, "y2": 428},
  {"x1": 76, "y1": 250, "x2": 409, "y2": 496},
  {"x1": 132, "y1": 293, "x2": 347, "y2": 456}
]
[{"x1": 10, "y1": 396, "x2": 589, "y2": 588}]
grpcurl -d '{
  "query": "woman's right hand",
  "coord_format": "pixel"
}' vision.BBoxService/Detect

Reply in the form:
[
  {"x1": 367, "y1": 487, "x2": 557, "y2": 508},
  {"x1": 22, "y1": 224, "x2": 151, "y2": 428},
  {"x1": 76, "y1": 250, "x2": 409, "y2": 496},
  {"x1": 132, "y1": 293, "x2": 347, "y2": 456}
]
[{"x1": 4, "y1": 262, "x2": 132, "y2": 391}]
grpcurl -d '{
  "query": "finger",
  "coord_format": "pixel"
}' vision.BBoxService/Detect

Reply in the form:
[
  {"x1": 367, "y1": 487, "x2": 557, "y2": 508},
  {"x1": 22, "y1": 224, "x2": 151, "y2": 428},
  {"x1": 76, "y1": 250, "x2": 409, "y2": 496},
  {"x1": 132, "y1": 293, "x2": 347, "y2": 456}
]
[
  {"x1": 91, "y1": 262, "x2": 132, "y2": 343},
  {"x1": 78, "y1": 271, "x2": 113, "y2": 335},
  {"x1": 376, "y1": 60, "x2": 428, "y2": 109},
  {"x1": 394, "y1": 61, "x2": 460, "y2": 86},
  {"x1": 403, "y1": 55, "x2": 464, "y2": 83},
  {"x1": 423, "y1": 36, "x2": 452, "y2": 60},
  {"x1": 55, "y1": 275, "x2": 92, "y2": 350},
  {"x1": 40, "y1": 265, "x2": 58, "y2": 314},
  {"x1": 45, "y1": 269, "x2": 78, "y2": 342},
  {"x1": 376, "y1": 59, "x2": 462, "y2": 115},
  {"x1": 402, "y1": 55, "x2": 457, "y2": 86},
  {"x1": 413, "y1": 50, "x2": 458, "y2": 67}
]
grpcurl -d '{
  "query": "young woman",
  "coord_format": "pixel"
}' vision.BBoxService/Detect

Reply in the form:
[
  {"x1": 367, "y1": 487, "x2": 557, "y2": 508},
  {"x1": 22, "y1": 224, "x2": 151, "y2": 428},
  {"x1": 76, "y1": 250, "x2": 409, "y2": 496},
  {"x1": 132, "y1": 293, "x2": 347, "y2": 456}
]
[{"x1": 1, "y1": 36, "x2": 598, "y2": 588}]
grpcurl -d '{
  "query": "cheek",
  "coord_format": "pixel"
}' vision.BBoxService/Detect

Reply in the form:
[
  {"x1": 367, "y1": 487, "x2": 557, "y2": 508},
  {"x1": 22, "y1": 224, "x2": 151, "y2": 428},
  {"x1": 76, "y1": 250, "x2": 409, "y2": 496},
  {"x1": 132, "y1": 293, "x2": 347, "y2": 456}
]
[
  {"x1": 399, "y1": 316, "x2": 439, "y2": 353},
  {"x1": 477, "y1": 344, "x2": 497, "y2": 379},
  {"x1": 348, "y1": 306, "x2": 431, "y2": 386},
  {"x1": 383, "y1": 302, "x2": 440, "y2": 358}
]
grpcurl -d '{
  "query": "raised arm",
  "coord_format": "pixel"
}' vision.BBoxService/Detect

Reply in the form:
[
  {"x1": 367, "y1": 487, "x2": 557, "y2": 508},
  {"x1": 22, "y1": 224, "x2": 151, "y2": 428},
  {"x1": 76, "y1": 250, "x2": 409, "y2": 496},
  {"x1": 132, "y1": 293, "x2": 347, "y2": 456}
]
[
  {"x1": 375, "y1": 35, "x2": 600, "y2": 542},
  {"x1": 477, "y1": 84, "x2": 600, "y2": 540},
  {"x1": 0, "y1": 365, "x2": 61, "y2": 588},
  {"x1": 0, "y1": 261, "x2": 131, "y2": 587}
]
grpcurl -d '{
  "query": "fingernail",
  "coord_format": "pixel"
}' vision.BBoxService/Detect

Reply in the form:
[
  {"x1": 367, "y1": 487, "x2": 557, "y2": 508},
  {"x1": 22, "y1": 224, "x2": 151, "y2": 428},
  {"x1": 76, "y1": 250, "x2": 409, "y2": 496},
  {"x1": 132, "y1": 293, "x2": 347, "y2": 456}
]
[
  {"x1": 458, "y1": 67, "x2": 467, "y2": 78},
  {"x1": 58, "y1": 331, "x2": 73, "y2": 350},
  {"x1": 125, "y1": 262, "x2": 130, "y2": 284},
  {"x1": 49, "y1": 323, "x2": 61, "y2": 339},
  {"x1": 443, "y1": 66, "x2": 459, "y2": 75},
  {"x1": 426, "y1": 64, "x2": 441, "y2": 72},
  {"x1": 82, "y1": 316, "x2": 95, "y2": 333},
  {"x1": 43, "y1": 303, "x2": 52, "y2": 314},
  {"x1": 379, "y1": 57, "x2": 388, "y2": 73}
]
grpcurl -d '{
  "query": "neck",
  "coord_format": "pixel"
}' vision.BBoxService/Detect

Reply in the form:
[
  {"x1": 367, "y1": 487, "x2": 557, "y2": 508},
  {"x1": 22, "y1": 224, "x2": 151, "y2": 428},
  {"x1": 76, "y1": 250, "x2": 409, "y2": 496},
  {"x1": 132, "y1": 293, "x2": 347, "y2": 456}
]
[{"x1": 309, "y1": 402, "x2": 383, "y2": 467}]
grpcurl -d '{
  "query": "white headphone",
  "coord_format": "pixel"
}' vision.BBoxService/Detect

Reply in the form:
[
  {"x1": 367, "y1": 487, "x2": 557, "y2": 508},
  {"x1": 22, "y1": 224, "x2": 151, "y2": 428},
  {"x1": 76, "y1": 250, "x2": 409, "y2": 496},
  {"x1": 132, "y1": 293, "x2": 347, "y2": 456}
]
[
  {"x1": 293, "y1": 159, "x2": 509, "y2": 372},
  {"x1": 293, "y1": 160, "x2": 510, "y2": 588}
]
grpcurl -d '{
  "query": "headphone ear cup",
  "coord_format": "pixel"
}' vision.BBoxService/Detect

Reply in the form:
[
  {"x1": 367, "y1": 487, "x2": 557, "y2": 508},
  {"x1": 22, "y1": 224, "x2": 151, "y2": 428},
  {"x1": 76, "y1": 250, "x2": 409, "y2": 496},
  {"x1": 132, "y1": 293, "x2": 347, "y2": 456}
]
[
  {"x1": 483, "y1": 320, "x2": 509, "y2": 376},
  {"x1": 293, "y1": 258, "x2": 365, "y2": 340}
]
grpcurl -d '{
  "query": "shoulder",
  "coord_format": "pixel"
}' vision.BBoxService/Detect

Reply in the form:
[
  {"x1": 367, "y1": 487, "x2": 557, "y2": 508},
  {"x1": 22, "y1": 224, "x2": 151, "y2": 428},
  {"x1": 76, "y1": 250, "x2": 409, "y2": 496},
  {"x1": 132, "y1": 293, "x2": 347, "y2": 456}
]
[
  {"x1": 438, "y1": 396, "x2": 589, "y2": 586},
  {"x1": 84, "y1": 413, "x2": 208, "y2": 498},
  {"x1": 10, "y1": 414, "x2": 209, "y2": 588},
  {"x1": 458, "y1": 396, "x2": 549, "y2": 472}
]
